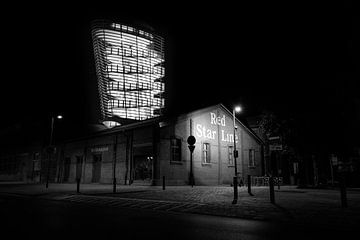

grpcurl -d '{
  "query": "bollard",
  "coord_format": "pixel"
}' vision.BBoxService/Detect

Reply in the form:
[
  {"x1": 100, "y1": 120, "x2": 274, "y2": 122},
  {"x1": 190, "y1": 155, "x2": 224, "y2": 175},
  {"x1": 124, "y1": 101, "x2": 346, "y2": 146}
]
[
  {"x1": 232, "y1": 176, "x2": 238, "y2": 204},
  {"x1": 190, "y1": 173, "x2": 194, "y2": 188},
  {"x1": 339, "y1": 174, "x2": 347, "y2": 208},
  {"x1": 76, "y1": 178, "x2": 80, "y2": 193},
  {"x1": 162, "y1": 176, "x2": 165, "y2": 190},
  {"x1": 113, "y1": 177, "x2": 117, "y2": 193},
  {"x1": 278, "y1": 177, "x2": 281, "y2": 190},
  {"x1": 269, "y1": 176, "x2": 275, "y2": 204},
  {"x1": 247, "y1": 175, "x2": 253, "y2": 195}
]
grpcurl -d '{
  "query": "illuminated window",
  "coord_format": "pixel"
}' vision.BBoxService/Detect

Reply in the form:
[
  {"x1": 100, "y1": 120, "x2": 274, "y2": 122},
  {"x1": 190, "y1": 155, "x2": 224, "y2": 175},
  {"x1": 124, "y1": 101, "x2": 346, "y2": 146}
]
[
  {"x1": 249, "y1": 149, "x2": 255, "y2": 168},
  {"x1": 228, "y1": 146, "x2": 234, "y2": 165},
  {"x1": 170, "y1": 138, "x2": 181, "y2": 162},
  {"x1": 202, "y1": 143, "x2": 210, "y2": 164}
]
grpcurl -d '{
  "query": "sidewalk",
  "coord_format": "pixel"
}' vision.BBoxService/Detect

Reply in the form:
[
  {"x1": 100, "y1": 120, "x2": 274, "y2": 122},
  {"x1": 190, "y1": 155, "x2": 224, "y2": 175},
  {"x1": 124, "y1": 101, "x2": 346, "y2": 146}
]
[{"x1": 1, "y1": 183, "x2": 359, "y2": 229}]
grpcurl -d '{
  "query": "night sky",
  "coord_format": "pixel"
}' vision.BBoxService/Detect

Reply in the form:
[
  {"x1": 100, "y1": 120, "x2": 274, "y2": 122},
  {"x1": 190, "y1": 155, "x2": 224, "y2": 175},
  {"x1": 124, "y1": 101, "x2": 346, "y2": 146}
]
[{"x1": 1, "y1": 2, "x2": 359, "y2": 150}]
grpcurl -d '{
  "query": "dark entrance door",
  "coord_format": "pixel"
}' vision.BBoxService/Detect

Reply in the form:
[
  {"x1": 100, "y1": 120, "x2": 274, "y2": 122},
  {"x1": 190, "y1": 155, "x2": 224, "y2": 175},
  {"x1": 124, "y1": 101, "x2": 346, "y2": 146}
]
[
  {"x1": 63, "y1": 157, "x2": 71, "y2": 182},
  {"x1": 92, "y1": 154, "x2": 102, "y2": 183},
  {"x1": 131, "y1": 145, "x2": 153, "y2": 185},
  {"x1": 133, "y1": 155, "x2": 153, "y2": 182}
]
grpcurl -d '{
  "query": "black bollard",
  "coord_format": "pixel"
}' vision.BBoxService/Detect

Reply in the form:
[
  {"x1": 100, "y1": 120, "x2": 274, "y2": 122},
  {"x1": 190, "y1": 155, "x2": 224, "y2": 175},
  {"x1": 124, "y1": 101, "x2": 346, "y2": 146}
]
[
  {"x1": 76, "y1": 178, "x2": 80, "y2": 193},
  {"x1": 232, "y1": 176, "x2": 238, "y2": 204},
  {"x1": 247, "y1": 175, "x2": 253, "y2": 195},
  {"x1": 269, "y1": 176, "x2": 275, "y2": 204},
  {"x1": 339, "y1": 174, "x2": 347, "y2": 208},
  {"x1": 162, "y1": 176, "x2": 165, "y2": 190},
  {"x1": 113, "y1": 177, "x2": 117, "y2": 193},
  {"x1": 278, "y1": 177, "x2": 281, "y2": 190}
]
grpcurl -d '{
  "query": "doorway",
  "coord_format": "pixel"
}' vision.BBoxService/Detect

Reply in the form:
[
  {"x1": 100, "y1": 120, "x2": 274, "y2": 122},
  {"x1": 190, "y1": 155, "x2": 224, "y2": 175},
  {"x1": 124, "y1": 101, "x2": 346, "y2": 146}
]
[
  {"x1": 133, "y1": 155, "x2": 153, "y2": 182},
  {"x1": 92, "y1": 154, "x2": 102, "y2": 183}
]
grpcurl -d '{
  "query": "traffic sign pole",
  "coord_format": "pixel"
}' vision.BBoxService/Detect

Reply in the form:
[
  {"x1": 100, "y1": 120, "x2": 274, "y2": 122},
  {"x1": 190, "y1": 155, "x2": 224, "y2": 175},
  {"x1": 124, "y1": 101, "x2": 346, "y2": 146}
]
[{"x1": 187, "y1": 136, "x2": 196, "y2": 187}]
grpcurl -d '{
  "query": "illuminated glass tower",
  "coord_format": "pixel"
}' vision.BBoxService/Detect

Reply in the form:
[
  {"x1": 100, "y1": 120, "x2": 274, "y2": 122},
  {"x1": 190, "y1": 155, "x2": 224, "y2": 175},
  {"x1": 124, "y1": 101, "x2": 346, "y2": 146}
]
[{"x1": 92, "y1": 20, "x2": 165, "y2": 127}]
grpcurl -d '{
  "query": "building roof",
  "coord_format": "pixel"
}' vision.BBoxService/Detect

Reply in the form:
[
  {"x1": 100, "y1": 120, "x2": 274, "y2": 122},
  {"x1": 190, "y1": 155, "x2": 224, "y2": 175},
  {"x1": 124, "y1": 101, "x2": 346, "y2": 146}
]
[
  {"x1": 177, "y1": 103, "x2": 264, "y2": 145},
  {"x1": 63, "y1": 103, "x2": 264, "y2": 145}
]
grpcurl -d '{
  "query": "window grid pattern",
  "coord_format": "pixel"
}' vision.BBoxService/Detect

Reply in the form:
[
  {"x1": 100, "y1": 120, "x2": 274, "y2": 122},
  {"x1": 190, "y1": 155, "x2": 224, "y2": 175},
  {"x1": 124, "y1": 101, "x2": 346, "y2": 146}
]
[
  {"x1": 170, "y1": 138, "x2": 181, "y2": 162},
  {"x1": 92, "y1": 20, "x2": 165, "y2": 127},
  {"x1": 228, "y1": 146, "x2": 234, "y2": 165},
  {"x1": 202, "y1": 143, "x2": 210, "y2": 164}
]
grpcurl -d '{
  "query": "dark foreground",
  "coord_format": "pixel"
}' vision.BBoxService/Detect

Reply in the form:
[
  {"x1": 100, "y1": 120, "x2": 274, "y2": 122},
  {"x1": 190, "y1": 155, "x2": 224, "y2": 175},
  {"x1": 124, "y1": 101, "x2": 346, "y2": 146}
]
[{"x1": 0, "y1": 193, "x2": 357, "y2": 240}]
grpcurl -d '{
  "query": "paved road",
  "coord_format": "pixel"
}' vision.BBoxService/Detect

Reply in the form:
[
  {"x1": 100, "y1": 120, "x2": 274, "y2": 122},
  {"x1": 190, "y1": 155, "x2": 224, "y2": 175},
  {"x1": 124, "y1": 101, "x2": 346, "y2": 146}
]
[{"x1": 0, "y1": 193, "x2": 356, "y2": 240}]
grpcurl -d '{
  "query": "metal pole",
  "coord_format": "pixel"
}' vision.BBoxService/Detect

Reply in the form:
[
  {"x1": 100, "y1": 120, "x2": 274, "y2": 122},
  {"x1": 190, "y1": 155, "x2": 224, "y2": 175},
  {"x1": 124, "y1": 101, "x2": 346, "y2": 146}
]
[
  {"x1": 162, "y1": 176, "x2": 165, "y2": 190},
  {"x1": 278, "y1": 177, "x2": 281, "y2": 190},
  {"x1": 76, "y1": 178, "x2": 80, "y2": 193},
  {"x1": 46, "y1": 117, "x2": 54, "y2": 189},
  {"x1": 232, "y1": 109, "x2": 238, "y2": 204},
  {"x1": 50, "y1": 117, "x2": 54, "y2": 146},
  {"x1": 190, "y1": 150, "x2": 194, "y2": 187},
  {"x1": 248, "y1": 174, "x2": 253, "y2": 196},
  {"x1": 113, "y1": 134, "x2": 118, "y2": 193},
  {"x1": 340, "y1": 173, "x2": 347, "y2": 208},
  {"x1": 233, "y1": 109, "x2": 238, "y2": 178},
  {"x1": 269, "y1": 176, "x2": 275, "y2": 204},
  {"x1": 330, "y1": 156, "x2": 334, "y2": 187}
]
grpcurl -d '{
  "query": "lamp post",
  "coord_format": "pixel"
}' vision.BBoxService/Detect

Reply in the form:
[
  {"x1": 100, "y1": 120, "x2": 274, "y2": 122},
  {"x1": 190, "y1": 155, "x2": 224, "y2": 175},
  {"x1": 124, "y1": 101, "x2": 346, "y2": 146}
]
[
  {"x1": 232, "y1": 106, "x2": 242, "y2": 204},
  {"x1": 46, "y1": 115, "x2": 63, "y2": 188}
]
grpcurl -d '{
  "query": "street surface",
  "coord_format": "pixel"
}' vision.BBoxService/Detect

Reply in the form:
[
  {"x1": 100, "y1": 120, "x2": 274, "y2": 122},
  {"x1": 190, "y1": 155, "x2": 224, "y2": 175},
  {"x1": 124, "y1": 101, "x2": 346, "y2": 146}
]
[{"x1": 0, "y1": 190, "x2": 358, "y2": 240}]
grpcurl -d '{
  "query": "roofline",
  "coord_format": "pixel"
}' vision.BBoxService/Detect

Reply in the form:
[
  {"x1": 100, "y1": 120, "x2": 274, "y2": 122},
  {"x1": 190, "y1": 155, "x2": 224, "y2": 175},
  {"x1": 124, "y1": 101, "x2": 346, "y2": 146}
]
[
  {"x1": 219, "y1": 104, "x2": 264, "y2": 145},
  {"x1": 61, "y1": 103, "x2": 263, "y2": 145},
  {"x1": 63, "y1": 117, "x2": 162, "y2": 144},
  {"x1": 177, "y1": 103, "x2": 264, "y2": 145}
]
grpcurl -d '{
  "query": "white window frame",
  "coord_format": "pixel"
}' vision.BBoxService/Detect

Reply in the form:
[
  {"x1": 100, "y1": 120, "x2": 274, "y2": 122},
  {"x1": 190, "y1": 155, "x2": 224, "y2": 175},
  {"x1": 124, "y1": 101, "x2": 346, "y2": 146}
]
[
  {"x1": 202, "y1": 142, "x2": 211, "y2": 164},
  {"x1": 170, "y1": 138, "x2": 181, "y2": 162},
  {"x1": 228, "y1": 146, "x2": 234, "y2": 165}
]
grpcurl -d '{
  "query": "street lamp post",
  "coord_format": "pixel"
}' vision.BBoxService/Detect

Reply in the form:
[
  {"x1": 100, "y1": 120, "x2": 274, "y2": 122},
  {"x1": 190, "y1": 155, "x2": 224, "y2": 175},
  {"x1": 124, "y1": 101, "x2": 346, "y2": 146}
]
[
  {"x1": 46, "y1": 115, "x2": 62, "y2": 188},
  {"x1": 232, "y1": 106, "x2": 242, "y2": 204}
]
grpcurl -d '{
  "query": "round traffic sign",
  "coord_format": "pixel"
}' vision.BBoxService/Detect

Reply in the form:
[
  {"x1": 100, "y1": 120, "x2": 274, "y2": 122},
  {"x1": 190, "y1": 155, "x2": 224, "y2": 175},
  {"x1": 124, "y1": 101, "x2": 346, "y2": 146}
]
[{"x1": 187, "y1": 135, "x2": 196, "y2": 145}]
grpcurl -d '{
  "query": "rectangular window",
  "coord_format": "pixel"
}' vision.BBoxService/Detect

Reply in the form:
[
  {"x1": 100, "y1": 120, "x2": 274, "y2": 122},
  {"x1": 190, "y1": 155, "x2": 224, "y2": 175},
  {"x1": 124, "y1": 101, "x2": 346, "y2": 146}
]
[
  {"x1": 92, "y1": 154, "x2": 102, "y2": 183},
  {"x1": 202, "y1": 143, "x2": 210, "y2": 164},
  {"x1": 33, "y1": 152, "x2": 40, "y2": 160},
  {"x1": 249, "y1": 149, "x2": 255, "y2": 167},
  {"x1": 228, "y1": 146, "x2": 234, "y2": 165},
  {"x1": 170, "y1": 138, "x2": 181, "y2": 162},
  {"x1": 33, "y1": 152, "x2": 41, "y2": 171}
]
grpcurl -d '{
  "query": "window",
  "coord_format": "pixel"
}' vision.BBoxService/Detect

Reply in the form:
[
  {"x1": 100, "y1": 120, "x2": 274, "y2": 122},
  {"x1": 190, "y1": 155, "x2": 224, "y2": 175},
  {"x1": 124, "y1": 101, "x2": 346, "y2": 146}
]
[
  {"x1": 202, "y1": 143, "x2": 211, "y2": 164},
  {"x1": 33, "y1": 152, "x2": 40, "y2": 160},
  {"x1": 228, "y1": 146, "x2": 234, "y2": 165},
  {"x1": 249, "y1": 149, "x2": 255, "y2": 167},
  {"x1": 170, "y1": 138, "x2": 181, "y2": 162},
  {"x1": 33, "y1": 152, "x2": 41, "y2": 171}
]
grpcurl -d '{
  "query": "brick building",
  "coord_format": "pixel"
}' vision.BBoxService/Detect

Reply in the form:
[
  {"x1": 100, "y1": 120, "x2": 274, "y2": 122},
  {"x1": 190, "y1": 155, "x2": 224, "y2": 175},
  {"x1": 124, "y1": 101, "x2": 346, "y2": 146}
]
[{"x1": 1, "y1": 104, "x2": 264, "y2": 185}]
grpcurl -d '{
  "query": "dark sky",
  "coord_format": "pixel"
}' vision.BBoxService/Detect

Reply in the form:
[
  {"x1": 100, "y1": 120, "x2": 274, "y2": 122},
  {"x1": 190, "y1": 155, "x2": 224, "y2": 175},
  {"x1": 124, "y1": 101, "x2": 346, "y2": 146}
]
[{"x1": 1, "y1": 1, "x2": 359, "y2": 149}]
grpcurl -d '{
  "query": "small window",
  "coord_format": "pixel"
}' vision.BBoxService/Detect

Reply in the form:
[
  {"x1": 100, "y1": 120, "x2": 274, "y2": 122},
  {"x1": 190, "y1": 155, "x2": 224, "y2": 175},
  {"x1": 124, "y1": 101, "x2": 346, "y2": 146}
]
[
  {"x1": 170, "y1": 138, "x2": 181, "y2": 162},
  {"x1": 249, "y1": 149, "x2": 255, "y2": 167},
  {"x1": 202, "y1": 143, "x2": 211, "y2": 164},
  {"x1": 33, "y1": 152, "x2": 40, "y2": 160},
  {"x1": 228, "y1": 146, "x2": 234, "y2": 165}
]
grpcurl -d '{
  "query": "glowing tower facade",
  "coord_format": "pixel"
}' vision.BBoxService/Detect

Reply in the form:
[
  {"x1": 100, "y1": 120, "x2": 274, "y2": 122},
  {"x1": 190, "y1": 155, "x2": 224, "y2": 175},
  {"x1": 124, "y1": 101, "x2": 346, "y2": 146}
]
[{"x1": 92, "y1": 20, "x2": 165, "y2": 127}]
